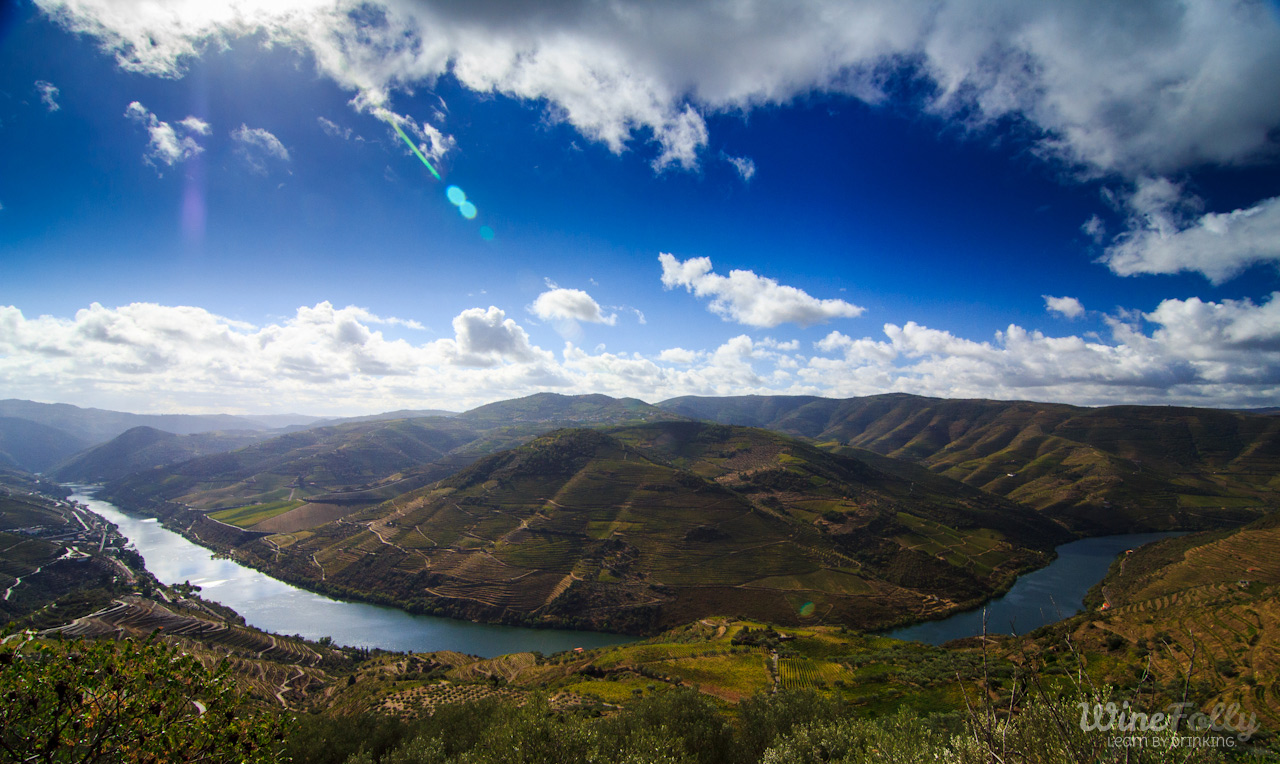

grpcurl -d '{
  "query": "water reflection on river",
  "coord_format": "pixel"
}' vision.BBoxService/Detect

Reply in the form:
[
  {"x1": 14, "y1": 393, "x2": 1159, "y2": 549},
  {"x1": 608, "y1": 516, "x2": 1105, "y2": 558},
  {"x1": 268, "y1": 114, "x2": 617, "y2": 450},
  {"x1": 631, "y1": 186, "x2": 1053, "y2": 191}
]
[
  {"x1": 71, "y1": 489, "x2": 635, "y2": 657},
  {"x1": 886, "y1": 532, "x2": 1183, "y2": 645}
]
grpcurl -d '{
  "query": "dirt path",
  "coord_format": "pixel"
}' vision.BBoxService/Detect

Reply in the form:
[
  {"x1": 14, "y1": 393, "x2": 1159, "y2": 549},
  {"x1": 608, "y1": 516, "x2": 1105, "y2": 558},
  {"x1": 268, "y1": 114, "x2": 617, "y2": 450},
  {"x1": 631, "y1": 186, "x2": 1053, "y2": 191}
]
[{"x1": 275, "y1": 666, "x2": 306, "y2": 707}]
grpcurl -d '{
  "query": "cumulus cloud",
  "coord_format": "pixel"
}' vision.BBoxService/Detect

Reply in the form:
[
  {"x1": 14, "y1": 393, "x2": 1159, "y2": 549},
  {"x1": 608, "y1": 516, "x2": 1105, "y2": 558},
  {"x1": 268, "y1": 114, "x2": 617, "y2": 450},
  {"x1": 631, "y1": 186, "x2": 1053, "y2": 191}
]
[
  {"x1": 231, "y1": 124, "x2": 290, "y2": 173},
  {"x1": 449, "y1": 306, "x2": 545, "y2": 366},
  {"x1": 814, "y1": 294, "x2": 1280, "y2": 405},
  {"x1": 3, "y1": 294, "x2": 1280, "y2": 412},
  {"x1": 33, "y1": 0, "x2": 1280, "y2": 176},
  {"x1": 178, "y1": 116, "x2": 210, "y2": 135},
  {"x1": 1102, "y1": 178, "x2": 1280, "y2": 284},
  {"x1": 530, "y1": 288, "x2": 617, "y2": 326},
  {"x1": 34, "y1": 80, "x2": 60, "y2": 111},
  {"x1": 124, "y1": 101, "x2": 207, "y2": 168},
  {"x1": 658, "y1": 347, "x2": 700, "y2": 364},
  {"x1": 0, "y1": 301, "x2": 560, "y2": 413},
  {"x1": 659, "y1": 253, "x2": 864, "y2": 328},
  {"x1": 1044, "y1": 295, "x2": 1085, "y2": 319}
]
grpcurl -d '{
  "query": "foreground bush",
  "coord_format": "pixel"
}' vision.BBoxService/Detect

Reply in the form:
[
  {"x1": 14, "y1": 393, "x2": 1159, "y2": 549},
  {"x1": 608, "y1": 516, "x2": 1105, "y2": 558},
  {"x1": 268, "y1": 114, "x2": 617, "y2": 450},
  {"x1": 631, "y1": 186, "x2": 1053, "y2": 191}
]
[{"x1": 0, "y1": 633, "x2": 286, "y2": 764}]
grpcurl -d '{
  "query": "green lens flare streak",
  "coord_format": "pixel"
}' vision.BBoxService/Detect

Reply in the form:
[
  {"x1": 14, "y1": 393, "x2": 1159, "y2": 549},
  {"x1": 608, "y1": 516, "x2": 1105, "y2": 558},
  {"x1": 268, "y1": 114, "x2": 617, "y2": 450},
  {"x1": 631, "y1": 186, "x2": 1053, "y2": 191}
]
[{"x1": 386, "y1": 116, "x2": 441, "y2": 180}]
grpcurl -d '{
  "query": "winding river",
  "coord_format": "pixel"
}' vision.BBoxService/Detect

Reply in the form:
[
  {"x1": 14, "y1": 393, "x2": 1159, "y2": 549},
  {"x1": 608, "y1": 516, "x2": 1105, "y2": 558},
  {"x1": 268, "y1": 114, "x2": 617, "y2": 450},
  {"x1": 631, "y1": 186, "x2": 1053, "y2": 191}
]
[
  {"x1": 72, "y1": 488, "x2": 1182, "y2": 655},
  {"x1": 886, "y1": 531, "x2": 1183, "y2": 645},
  {"x1": 70, "y1": 489, "x2": 635, "y2": 657}
]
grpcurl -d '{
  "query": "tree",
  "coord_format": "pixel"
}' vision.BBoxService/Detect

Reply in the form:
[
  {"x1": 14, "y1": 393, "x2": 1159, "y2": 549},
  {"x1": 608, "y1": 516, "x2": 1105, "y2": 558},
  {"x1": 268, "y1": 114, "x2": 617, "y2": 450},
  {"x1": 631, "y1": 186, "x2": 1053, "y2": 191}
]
[{"x1": 0, "y1": 632, "x2": 285, "y2": 764}]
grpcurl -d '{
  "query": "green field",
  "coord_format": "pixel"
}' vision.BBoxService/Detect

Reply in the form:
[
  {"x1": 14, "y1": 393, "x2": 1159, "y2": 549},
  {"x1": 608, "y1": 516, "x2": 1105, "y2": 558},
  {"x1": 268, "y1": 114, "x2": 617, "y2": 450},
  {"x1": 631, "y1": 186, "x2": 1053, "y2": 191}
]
[{"x1": 209, "y1": 500, "x2": 305, "y2": 528}]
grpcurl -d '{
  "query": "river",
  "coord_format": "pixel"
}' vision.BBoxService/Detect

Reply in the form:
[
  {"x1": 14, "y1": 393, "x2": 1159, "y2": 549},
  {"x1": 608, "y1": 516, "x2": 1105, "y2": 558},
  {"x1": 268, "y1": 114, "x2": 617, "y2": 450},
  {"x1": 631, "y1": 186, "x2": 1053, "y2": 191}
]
[
  {"x1": 886, "y1": 531, "x2": 1183, "y2": 645},
  {"x1": 73, "y1": 488, "x2": 1183, "y2": 654},
  {"x1": 70, "y1": 489, "x2": 636, "y2": 657}
]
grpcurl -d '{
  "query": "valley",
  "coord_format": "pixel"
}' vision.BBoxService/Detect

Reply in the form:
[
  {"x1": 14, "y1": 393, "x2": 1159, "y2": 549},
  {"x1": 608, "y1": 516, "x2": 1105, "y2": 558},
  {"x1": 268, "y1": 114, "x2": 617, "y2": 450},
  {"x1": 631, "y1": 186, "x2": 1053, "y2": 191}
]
[{"x1": 2, "y1": 392, "x2": 1278, "y2": 757}]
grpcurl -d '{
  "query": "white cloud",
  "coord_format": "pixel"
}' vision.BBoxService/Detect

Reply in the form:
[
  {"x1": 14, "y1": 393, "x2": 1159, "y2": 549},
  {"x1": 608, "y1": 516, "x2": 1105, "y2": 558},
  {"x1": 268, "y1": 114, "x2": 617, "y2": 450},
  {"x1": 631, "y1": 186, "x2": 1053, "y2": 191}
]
[
  {"x1": 231, "y1": 124, "x2": 290, "y2": 173},
  {"x1": 34, "y1": 80, "x2": 60, "y2": 111},
  {"x1": 658, "y1": 347, "x2": 700, "y2": 364},
  {"x1": 178, "y1": 116, "x2": 210, "y2": 135},
  {"x1": 1081, "y1": 214, "x2": 1104, "y2": 243},
  {"x1": 724, "y1": 154, "x2": 756, "y2": 181},
  {"x1": 1044, "y1": 295, "x2": 1085, "y2": 319},
  {"x1": 449, "y1": 306, "x2": 545, "y2": 366},
  {"x1": 530, "y1": 288, "x2": 617, "y2": 326},
  {"x1": 1102, "y1": 180, "x2": 1280, "y2": 284},
  {"x1": 359, "y1": 99, "x2": 454, "y2": 163},
  {"x1": 4, "y1": 293, "x2": 1280, "y2": 413},
  {"x1": 317, "y1": 116, "x2": 352, "y2": 140},
  {"x1": 0, "y1": 301, "x2": 561, "y2": 413},
  {"x1": 34, "y1": 0, "x2": 1280, "y2": 176},
  {"x1": 659, "y1": 253, "x2": 864, "y2": 328},
  {"x1": 123, "y1": 101, "x2": 206, "y2": 168}
]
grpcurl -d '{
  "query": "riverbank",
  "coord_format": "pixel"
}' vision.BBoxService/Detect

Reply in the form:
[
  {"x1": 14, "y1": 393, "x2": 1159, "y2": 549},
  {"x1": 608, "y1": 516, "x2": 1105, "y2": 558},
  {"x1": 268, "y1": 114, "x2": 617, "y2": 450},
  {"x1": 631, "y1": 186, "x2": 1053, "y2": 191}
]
[
  {"x1": 884, "y1": 531, "x2": 1185, "y2": 645},
  {"x1": 71, "y1": 488, "x2": 637, "y2": 655}
]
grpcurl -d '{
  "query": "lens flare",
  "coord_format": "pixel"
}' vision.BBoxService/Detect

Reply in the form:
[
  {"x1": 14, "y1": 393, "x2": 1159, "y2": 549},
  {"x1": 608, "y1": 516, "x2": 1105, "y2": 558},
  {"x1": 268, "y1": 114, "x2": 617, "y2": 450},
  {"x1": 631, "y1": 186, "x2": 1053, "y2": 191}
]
[
  {"x1": 385, "y1": 115, "x2": 441, "y2": 181},
  {"x1": 382, "y1": 112, "x2": 492, "y2": 236}
]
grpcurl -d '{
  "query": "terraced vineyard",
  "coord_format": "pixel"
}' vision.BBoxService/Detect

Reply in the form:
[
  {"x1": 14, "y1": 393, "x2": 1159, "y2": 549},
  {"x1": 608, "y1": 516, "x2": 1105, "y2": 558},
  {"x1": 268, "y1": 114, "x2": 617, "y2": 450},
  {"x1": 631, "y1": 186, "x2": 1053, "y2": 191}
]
[
  {"x1": 230, "y1": 424, "x2": 1065, "y2": 635},
  {"x1": 1049, "y1": 514, "x2": 1280, "y2": 731}
]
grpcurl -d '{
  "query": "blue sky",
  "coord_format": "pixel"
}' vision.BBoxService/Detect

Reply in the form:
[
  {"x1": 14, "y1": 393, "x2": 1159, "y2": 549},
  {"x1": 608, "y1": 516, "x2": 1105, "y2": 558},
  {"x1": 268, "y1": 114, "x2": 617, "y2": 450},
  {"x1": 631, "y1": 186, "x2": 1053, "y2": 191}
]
[{"x1": 2, "y1": 0, "x2": 1279, "y2": 415}]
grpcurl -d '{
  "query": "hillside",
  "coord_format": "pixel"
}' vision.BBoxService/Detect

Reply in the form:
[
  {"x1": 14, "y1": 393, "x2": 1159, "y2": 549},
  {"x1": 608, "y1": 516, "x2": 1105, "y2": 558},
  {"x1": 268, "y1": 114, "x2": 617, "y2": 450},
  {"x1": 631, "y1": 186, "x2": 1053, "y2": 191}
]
[
  {"x1": 659, "y1": 394, "x2": 1280, "y2": 533},
  {"x1": 102, "y1": 416, "x2": 483, "y2": 511},
  {"x1": 100, "y1": 394, "x2": 698, "y2": 521},
  {"x1": 1021, "y1": 513, "x2": 1280, "y2": 734},
  {"x1": 0, "y1": 416, "x2": 90, "y2": 472},
  {"x1": 458, "y1": 392, "x2": 686, "y2": 425},
  {"x1": 220, "y1": 423, "x2": 1068, "y2": 635},
  {"x1": 0, "y1": 399, "x2": 276, "y2": 443},
  {"x1": 49, "y1": 425, "x2": 268, "y2": 483}
]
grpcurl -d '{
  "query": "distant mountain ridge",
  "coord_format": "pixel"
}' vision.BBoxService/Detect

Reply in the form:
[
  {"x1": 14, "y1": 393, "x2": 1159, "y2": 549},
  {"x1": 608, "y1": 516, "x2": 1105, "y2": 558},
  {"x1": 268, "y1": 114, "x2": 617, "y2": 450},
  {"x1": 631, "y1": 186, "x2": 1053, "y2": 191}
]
[
  {"x1": 0, "y1": 417, "x2": 91, "y2": 473},
  {"x1": 458, "y1": 392, "x2": 683, "y2": 425},
  {"x1": 657, "y1": 394, "x2": 1280, "y2": 533},
  {"x1": 48, "y1": 426, "x2": 269, "y2": 483}
]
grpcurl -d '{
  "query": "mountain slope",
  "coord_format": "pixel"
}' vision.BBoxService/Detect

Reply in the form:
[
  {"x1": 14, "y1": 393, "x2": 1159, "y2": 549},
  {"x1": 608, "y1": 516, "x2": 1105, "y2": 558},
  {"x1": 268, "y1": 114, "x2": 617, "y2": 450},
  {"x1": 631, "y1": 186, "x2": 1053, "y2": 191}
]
[
  {"x1": 0, "y1": 399, "x2": 274, "y2": 444},
  {"x1": 458, "y1": 393, "x2": 685, "y2": 425},
  {"x1": 101, "y1": 394, "x2": 696, "y2": 516},
  {"x1": 103, "y1": 417, "x2": 482, "y2": 510},
  {"x1": 228, "y1": 423, "x2": 1068, "y2": 635},
  {"x1": 48, "y1": 426, "x2": 268, "y2": 483},
  {"x1": 658, "y1": 394, "x2": 1280, "y2": 533},
  {"x1": 0, "y1": 417, "x2": 91, "y2": 473},
  {"x1": 1047, "y1": 513, "x2": 1280, "y2": 732}
]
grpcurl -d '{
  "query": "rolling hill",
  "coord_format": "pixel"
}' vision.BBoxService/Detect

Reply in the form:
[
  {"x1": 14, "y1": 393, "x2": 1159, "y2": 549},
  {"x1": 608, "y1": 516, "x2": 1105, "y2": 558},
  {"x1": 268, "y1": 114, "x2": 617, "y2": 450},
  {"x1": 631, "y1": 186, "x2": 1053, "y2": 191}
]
[
  {"x1": 100, "y1": 394, "x2": 695, "y2": 518},
  {"x1": 1029, "y1": 513, "x2": 1280, "y2": 733},
  {"x1": 659, "y1": 394, "x2": 1280, "y2": 533},
  {"x1": 219, "y1": 422, "x2": 1069, "y2": 635},
  {"x1": 0, "y1": 416, "x2": 91, "y2": 473},
  {"x1": 457, "y1": 392, "x2": 685, "y2": 425},
  {"x1": 0, "y1": 399, "x2": 278, "y2": 443},
  {"x1": 48, "y1": 426, "x2": 270, "y2": 483}
]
